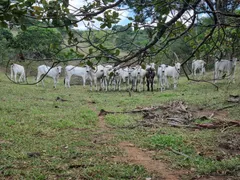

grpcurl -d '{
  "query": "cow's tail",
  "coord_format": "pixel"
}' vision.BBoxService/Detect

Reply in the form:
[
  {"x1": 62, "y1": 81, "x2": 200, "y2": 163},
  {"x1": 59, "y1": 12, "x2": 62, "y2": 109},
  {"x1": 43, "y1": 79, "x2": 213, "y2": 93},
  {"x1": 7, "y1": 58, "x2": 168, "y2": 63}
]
[
  {"x1": 64, "y1": 68, "x2": 68, "y2": 85},
  {"x1": 191, "y1": 61, "x2": 194, "y2": 75},
  {"x1": 213, "y1": 61, "x2": 218, "y2": 83},
  {"x1": 22, "y1": 69, "x2": 26, "y2": 82}
]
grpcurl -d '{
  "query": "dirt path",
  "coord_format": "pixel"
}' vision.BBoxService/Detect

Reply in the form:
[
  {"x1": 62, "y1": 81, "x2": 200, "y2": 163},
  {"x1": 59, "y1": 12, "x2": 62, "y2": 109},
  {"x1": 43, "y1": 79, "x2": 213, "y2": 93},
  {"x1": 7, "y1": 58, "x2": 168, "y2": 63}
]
[
  {"x1": 114, "y1": 141, "x2": 182, "y2": 180},
  {"x1": 96, "y1": 111, "x2": 184, "y2": 179},
  {"x1": 98, "y1": 114, "x2": 108, "y2": 129},
  {"x1": 87, "y1": 100, "x2": 109, "y2": 130}
]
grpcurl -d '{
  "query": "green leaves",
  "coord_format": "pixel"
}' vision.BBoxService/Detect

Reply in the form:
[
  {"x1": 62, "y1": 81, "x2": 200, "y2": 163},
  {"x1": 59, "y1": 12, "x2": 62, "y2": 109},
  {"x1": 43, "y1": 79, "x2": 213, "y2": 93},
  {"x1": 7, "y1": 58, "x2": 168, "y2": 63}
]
[
  {"x1": 115, "y1": 49, "x2": 120, "y2": 56},
  {"x1": 33, "y1": 6, "x2": 43, "y2": 15},
  {"x1": 14, "y1": 26, "x2": 62, "y2": 56},
  {"x1": 77, "y1": 52, "x2": 85, "y2": 58},
  {"x1": 0, "y1": 21, "x2": 8, "y2": 28},
  {"x1": 86, "y1": 60, "x2": 93, "y2": 67},
  {"x1": 95, "y1": 17, "x2": 103, "y2": 22},
  {"x1": 64, "y1": 48, "x2": 85, "y2": 59},
  {"x1": 99, "y1": 10, "x2": 120, "y2": 29},
  {"x1": 20, "y1": 25, "x2": 27, "y2": 31},
  {"x1": 0, "y1": 0, "x2": 10, "y2": 10},
  {"x1": 112, "y1": 11, "x2": 119, "y2": 19},
  {"x1": 100, "y1": 23, "x2": 107, "y2": 29},
  {"x1": 141, "y1": 64, "x2": 146, "y2": 69},
  {"x1": 89, "y1": 48, "x2": 94, "y2": 55},
  {"x1": 4, "y1": 14, "x2": 12, "y2": 21}
]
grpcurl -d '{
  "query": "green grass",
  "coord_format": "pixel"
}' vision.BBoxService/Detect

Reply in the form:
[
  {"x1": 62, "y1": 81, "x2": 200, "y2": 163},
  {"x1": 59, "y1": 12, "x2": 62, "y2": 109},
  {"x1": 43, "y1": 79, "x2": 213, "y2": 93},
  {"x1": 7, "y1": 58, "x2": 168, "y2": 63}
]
[
  {"x1": 147, "y1": 131, "x2": 239, "y2": 174},
  {"x1": 0, "y1": 67, "x2": 240, "y2": 179}
]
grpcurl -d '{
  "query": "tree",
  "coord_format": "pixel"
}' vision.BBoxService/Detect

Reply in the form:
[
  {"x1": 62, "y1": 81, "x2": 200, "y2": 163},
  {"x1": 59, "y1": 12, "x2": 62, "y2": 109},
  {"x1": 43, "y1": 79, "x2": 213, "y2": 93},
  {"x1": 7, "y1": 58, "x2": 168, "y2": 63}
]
[
  {"x1": 12, "y1": 26, "x2": 63, "y2": 59},
  {"x1": 0, "y1": 28, "x2": 14, "y2": 64}
]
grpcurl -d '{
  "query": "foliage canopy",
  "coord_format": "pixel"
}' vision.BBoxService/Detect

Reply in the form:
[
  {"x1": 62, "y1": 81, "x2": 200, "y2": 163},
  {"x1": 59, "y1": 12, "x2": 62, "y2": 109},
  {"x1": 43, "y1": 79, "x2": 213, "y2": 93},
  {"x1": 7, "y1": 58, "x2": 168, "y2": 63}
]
[{"x1": 1, "y1": 0, "x2": 240, "y2": 76}]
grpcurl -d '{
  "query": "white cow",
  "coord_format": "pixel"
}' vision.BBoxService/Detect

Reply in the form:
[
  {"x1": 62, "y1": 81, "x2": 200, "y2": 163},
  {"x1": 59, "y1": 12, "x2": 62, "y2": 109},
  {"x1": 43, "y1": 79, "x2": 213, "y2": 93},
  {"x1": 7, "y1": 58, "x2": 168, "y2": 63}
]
[
  {"x1": 214, "y1": 57, "x2": 237, "y2": 83},
  {"x1": 36, "y1": 65, "x2": 62, "y2": 88},
  {"x1": 164, "y1": 62, "x2": 181, "y2": 89},
  {"x1": 86, "y1": 65, "x2": 112, "y2": 91},
  {"x1": 64, "y1": 65, "x2": 89, "y2": 88},
  {"x1": 128, "y1": 66, "x2": 137, "y2": 91},
  {"x1": 112, "y1": 69, "x2": 121, "y2": 91},
  {"x1": 108, "y1": 65, "x2": 122, "y2": 90},
  {"x1": 157, "y1": 64, "x2": 168, "y2": 91},
  {"x1": 102, "y1": 65, "x2": 114, "y2": 91},
  {"x1": 118, "y1": 67, "x2": 130, "y2": 84},
  {"x1": 128, "y1": 65, "x2": 147, "y2": 91},
  {"x1": 10, "y1": 63, "x2": 26, "y2": 83},
  {"x1": 112, "y1": 67, "x2": 129, "y2": 91},
  {"x1": 192, "y1": 60, "x2": 206, "y2": 78}
]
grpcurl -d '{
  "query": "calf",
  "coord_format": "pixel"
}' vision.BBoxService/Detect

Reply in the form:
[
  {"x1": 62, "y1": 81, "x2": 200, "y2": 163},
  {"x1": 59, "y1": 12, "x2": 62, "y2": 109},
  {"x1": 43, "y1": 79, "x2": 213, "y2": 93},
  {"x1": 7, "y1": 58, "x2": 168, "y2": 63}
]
[
  {"x1": 36, "y1": 65, "x2": 62, "y2": 88},
  {"x1": 146, "y1": 67, "x2": 155, "y2": 91},
  {"x1": 10, "y1": 63, "x2": 26, "y2": 83},
  {"x1": 214, "y1": 57, "x2": 237, "y2": 83}
]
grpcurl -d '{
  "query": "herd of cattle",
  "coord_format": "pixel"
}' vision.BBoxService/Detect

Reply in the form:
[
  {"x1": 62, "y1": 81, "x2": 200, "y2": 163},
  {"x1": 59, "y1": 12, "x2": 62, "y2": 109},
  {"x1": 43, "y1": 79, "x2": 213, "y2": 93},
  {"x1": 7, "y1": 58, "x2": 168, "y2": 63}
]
[{"x1": 9, "y1": 57, "x2": 238, "y2": 91}]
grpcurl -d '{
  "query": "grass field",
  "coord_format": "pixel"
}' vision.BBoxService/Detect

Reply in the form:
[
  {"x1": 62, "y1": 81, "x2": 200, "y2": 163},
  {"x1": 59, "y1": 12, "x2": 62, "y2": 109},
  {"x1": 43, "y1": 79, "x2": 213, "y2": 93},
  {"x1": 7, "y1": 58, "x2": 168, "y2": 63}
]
[{"x1": 0, "y1": 67, "x2": 240, "y2": 180}]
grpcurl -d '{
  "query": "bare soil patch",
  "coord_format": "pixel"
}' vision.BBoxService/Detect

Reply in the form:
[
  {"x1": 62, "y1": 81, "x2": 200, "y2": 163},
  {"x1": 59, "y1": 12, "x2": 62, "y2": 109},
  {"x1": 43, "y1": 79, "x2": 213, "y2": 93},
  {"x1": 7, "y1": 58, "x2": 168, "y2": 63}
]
[
  {"x1": 98, "y1": 114, "x2": 108, "y2": 130},
  {"x1": 113, "y1": 141, "x2": 186, "y2": 180},
  {"x1": 86, "y1": 99, "x2": 109, "y2": 130}
]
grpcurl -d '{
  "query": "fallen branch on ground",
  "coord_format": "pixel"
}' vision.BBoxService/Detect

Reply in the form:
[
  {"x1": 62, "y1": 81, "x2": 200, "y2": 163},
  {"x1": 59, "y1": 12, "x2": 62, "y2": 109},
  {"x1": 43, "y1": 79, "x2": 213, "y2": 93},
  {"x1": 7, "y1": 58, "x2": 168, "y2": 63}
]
[
  {"x1": 169, "y1": 120, "x2": 240, "y2": 129},
  {"x1": 218, "y1": 120, "x2": 240, "y2": 126},
  {"x1": 168, "y1": 122, "x2": 201, "y2": 129},
  {"x1": 194, "y1": 120, "x2": 240, "y2": 129},
  {"x1": 98, "y1": 106, "x2": 165, "y2": 116},
  {"x1": 98, "y1": 101, "x2": 239, "y2": 130},
  {"x1": 217, "y1": 104, "x2": 237, "y2": 111},
  {"x1": 166, "y1": 117, "x2": 186, "y2": 123},
  {"x1": 193, "y1": 123, "x2": 218, "y2": 129},
  {"x1": 167, "y1": 147, "x2": 190, "y2": 160}
]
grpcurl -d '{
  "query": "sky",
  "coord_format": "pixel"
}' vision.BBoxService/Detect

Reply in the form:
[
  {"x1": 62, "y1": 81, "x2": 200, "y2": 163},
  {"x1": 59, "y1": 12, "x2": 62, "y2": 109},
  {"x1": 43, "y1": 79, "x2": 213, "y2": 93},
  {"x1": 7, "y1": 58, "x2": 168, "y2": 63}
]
[
  {"x1": 68, "y1": 0, "x2": 131, "y2": 30},
  {"x1": 47, "y1": 0, "x2": 204, "y2": 30}
]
